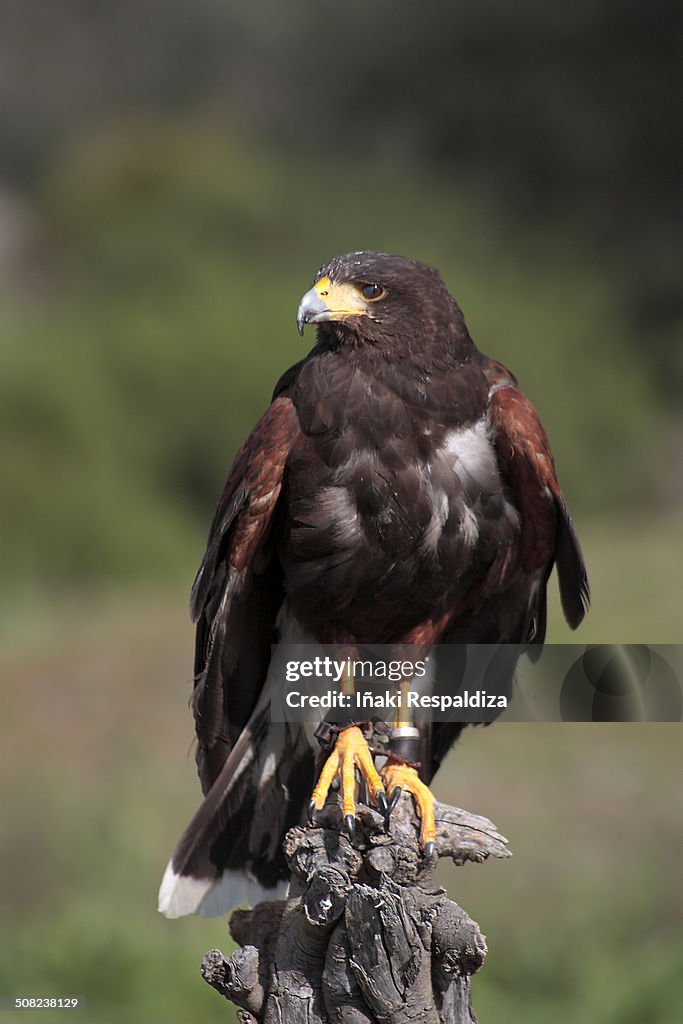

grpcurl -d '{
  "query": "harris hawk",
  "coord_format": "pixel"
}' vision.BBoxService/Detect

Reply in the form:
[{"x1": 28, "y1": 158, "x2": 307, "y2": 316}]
[{"x1": 158, "y1": 251, "x2": 589, "y2": 918}]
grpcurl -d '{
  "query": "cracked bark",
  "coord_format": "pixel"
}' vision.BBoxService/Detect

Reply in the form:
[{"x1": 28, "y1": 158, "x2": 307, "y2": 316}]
[{"x1": 201, "y1": 793, "x2": 509, "y2": 1024}]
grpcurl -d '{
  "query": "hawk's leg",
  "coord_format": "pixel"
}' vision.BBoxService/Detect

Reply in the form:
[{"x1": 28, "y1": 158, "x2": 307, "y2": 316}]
[
  {"x1": 309, "y1": 662, "x2": 387, "y2": 836},
  {"x1": 382, "y1": 761, "x2": 436, "y2": 858},
  {"x1": 382, "y1": 676, "x2": 437, "y2": 858},
  {"x1": 309, "y1": 725, "x2": 387, "y2": 836}
]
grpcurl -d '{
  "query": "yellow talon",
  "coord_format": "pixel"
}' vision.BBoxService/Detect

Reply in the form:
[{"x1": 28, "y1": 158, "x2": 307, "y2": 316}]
[
  {"x1": 309, "y1": 726, "x2": 386, "y2": 831},
  {"x1": 382, "y1": 762, "x2": 437, "y2": 855}
]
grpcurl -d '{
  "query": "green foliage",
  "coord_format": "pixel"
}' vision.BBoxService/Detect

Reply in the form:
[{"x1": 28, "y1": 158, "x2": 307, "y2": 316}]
[{"x1": 0, "y1": 122, "x2": 664, "y2": 586}]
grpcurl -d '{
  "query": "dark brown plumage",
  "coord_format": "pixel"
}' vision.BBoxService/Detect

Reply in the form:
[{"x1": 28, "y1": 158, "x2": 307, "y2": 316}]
[{"x1": 159, "y1": 252, "x2": 589, "y2": 918}]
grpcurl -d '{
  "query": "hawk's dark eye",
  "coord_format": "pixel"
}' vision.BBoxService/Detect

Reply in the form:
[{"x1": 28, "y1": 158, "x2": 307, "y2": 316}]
[{"x1": 360, "y1": 283, "x2": 385, "y2": 301}]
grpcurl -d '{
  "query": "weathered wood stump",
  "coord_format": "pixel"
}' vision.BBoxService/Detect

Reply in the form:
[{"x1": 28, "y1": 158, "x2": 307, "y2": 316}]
[{"x1": 201, "y1": 793, "x2": 509, "y2": 1024}]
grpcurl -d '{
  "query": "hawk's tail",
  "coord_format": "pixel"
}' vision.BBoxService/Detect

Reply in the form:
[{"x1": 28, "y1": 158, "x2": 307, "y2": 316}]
[{"x1": 158, "y1": 705, "x2": 314, "y2": 918}]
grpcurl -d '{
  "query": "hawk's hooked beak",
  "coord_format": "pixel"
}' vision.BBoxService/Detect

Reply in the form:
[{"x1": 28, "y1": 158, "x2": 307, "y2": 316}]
[
  {"x1": 296, "y1": 277, "x2": 369, "y2": 336},
  {"x1": 296, "y1": 288, "x2": 329, "y2": 336}
]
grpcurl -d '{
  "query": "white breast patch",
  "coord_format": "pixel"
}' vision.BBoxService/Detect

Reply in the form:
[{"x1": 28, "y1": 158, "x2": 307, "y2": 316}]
[{"x1": 443, "y1": 418, "x2": 499, "y2": 489}]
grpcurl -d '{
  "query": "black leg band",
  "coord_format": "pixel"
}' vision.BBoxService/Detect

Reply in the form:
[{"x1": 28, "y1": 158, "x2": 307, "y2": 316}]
[{"x1": 388, "y1": 726, "x2": 420, "y2": 763}]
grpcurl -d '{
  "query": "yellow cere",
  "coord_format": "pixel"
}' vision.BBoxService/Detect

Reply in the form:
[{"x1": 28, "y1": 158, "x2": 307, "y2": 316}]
[
  {"x1": 314, "y1": 276, "x2": 332, "y2": 299},
  {"x1": 313, "y1": 277, "x2": 368, "y2": 317}
]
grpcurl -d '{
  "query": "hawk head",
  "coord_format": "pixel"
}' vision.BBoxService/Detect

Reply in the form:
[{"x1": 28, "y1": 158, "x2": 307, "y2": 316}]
[{"x1": 296, "y1": 251, "x2": 470, "y2": 355}]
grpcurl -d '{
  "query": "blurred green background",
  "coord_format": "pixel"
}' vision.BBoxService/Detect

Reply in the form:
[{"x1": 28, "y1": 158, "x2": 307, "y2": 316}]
[{"x1": 0, "y1": 3, "x2": 681, "y2": 1023}]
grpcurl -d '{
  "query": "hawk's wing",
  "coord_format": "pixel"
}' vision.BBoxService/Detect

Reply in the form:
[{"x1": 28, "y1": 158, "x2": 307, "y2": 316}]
[
  {"x1": 484, "y1": 359, "x2": 589, "y2": 634},
  {"x1": 426, "y1": 361, "x2": 589, "y2": 781},
  {"x1": 159, "y1": 393, "x2": 315, "y2": 918},
  {"x1": 189, "y1": 394, "x2": 300, "y2": 791}
]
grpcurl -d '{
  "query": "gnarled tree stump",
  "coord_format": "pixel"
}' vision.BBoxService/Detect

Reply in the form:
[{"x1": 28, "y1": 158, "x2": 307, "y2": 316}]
[{"x1": 201, "y1": 793, "x2": 509, "y2": 1024}]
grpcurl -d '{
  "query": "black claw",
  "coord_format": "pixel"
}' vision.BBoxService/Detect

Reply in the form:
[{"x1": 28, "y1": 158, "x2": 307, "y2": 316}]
[
  {"x1": 388, "y1": 786, "x2": 403, "y2": 813},
  {"x1": 377, "y1": 790, "x2": 388, "y2": 814},
  {"x1": 344, "y1": 814, "x2": 356, "y2": 839},
  {"x1": 308, "y1": 799, "x2": 317, "y2": 824},
  {"x1": 424, "y1": 841, "x2": 436, "y2": 860}
]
